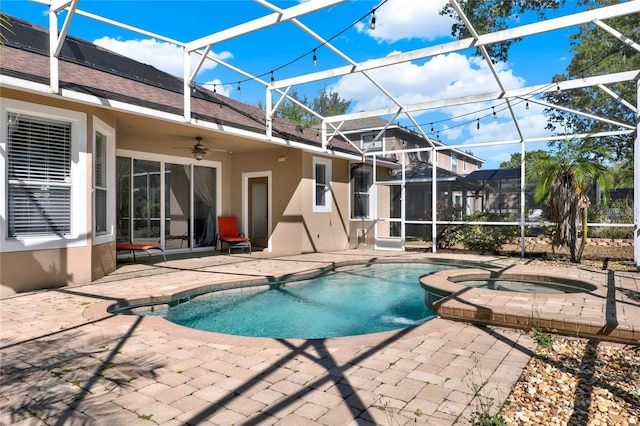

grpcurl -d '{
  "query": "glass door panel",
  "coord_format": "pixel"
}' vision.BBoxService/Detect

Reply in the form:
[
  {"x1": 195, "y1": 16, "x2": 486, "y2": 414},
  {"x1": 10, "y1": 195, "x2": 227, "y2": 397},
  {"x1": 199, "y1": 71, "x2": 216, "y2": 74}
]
[
  {"x1": 116, "y1": 157, "x2": 131, "y2": 241},
  {"x1": 194, "y1": 166, "x2": 217, "y2": 247},
  {"x1": 165, "y1": 163, "x2": 191, "y2": 249},
  {"x1": 132, "y1": 159, "x2": 161, "y2": 244}
]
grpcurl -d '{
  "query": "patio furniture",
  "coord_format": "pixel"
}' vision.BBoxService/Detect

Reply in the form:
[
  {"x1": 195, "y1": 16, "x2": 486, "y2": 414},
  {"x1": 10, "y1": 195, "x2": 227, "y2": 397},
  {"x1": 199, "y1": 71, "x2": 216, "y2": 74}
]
[
  {"x1": 116, "y1": 239, "x2": 166, "y2": 262},
  {"x1": 217, "y1": 216, "x2": 251, "y2": 255}
]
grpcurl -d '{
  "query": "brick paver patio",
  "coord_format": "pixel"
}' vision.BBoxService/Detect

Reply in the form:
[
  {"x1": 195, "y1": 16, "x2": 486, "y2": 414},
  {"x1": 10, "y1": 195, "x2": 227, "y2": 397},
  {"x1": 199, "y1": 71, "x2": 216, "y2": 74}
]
[{"x1": 1, "y1": 249, "x2": 638, "y2": 425}]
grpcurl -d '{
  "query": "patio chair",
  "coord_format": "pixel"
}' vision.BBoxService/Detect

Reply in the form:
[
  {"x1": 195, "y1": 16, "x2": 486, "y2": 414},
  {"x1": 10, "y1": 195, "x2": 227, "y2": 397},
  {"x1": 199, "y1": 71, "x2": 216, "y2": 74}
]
[
  {"x1": 217, "y1": 216, "x2": 251, "y2": 255},
  {"x1": 116, "y1": 238, "x2": 166, "y2": 262}
]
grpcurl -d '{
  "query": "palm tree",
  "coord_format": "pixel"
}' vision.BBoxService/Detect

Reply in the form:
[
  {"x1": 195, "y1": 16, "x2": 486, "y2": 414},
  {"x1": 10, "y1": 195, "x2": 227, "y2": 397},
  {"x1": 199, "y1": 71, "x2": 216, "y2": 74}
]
[{"x1": 526, "y1": 138, "x2": 612, "y2": 263}]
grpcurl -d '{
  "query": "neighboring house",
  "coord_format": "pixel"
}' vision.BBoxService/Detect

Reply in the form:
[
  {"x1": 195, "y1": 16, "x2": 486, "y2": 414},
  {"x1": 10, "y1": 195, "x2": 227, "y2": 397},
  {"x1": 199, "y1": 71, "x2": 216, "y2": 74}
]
[{"x1": 334, "y1": 117, "x2": 484, "y2": 241}]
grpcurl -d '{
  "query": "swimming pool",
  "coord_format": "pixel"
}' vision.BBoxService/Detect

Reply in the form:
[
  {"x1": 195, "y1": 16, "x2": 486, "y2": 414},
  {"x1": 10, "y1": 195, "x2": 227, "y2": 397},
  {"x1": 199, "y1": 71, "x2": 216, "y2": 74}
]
[{"x1": 142, "y1": 264, "x2": 448, "y2": 339}]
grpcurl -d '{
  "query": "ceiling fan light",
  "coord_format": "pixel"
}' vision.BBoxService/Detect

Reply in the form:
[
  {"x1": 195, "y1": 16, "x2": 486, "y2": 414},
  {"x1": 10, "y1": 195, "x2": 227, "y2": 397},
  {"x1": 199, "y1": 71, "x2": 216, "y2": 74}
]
[{"x1": 193, "y1": 151, "x2": 204, "y2": 161}]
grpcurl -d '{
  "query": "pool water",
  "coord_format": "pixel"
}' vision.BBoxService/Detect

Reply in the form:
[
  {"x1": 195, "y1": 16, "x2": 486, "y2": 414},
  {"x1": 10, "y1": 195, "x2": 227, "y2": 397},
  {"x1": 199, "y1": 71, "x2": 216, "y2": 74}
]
[{"x1": 144, "y1": 264, "x2": 444, "y2": 339}]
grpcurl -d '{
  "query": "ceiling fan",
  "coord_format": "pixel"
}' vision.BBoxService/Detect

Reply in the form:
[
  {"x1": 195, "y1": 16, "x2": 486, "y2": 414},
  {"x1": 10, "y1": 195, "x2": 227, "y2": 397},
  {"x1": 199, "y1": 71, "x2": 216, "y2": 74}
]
[{"x1": 176, "y1": 136, "x2": 226, "y2": 160}]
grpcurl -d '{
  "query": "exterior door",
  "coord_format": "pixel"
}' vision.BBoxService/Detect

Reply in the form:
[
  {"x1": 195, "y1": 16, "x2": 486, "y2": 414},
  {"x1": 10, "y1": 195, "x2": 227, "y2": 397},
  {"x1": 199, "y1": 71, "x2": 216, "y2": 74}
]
[{"x1": 248, "y1": 177, "x2": 268, "y2": 248}]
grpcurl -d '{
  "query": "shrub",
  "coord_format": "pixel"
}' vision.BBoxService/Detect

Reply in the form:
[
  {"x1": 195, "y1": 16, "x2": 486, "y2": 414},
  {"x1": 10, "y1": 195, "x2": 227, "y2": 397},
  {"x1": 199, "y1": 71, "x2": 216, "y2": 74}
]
[
  {"x1": 587, "y1": 200, "x2": 633, "y2": 239},
  {"x1": 439, "y1": 212, "x2": 519, "y2": 254}
]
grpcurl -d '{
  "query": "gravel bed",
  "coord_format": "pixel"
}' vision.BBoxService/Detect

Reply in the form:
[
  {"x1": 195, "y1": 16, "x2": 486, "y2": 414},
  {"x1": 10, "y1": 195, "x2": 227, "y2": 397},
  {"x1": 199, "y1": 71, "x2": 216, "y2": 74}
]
[{"x1": 500, "y1": 337, "x2": 640, "y2": 426}]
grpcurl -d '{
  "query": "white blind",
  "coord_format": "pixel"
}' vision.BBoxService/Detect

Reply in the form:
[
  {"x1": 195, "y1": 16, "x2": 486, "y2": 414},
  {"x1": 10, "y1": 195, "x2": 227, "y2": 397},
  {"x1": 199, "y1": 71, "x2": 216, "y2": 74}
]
[
  {"x1": 94, "y1": 132, "x2": 107, "y2": 234},
  {"x1": 7, "y1": 113, "x2": 72, "y2": 236}
]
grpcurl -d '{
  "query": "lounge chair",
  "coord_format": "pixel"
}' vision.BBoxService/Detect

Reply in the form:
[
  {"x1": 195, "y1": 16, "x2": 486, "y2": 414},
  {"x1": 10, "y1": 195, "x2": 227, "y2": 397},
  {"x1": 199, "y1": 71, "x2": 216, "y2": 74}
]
[
  {"x1": 116, "y1": 238, "x2": 166, "y2": 262},
  {"x1": 217, "y1": 216, "x2": 251, "y2": 255}
]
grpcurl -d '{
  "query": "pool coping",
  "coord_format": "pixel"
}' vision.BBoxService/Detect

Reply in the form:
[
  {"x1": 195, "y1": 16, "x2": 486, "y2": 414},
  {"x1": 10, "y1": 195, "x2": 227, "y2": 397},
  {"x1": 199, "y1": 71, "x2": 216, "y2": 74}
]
[
  {"x1": 87, "y1": 256, "x2": 640, "y2": 345},
  {"x1": 422, "y1": 267, "x2": 639, "y2": 344}
]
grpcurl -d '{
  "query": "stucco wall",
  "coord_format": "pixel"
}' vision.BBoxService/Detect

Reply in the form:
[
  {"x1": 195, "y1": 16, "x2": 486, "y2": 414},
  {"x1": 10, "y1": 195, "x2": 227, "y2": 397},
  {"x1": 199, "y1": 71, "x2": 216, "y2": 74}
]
[
  {"x1": 300, "y1": 153, "x2": 350, "y2": 253},
  {"x1": 0, "y1": 90, "x2": 105, "y2": 293},
  {"x1": 0, "y1": 247, "x2": 93, "y2": 296}
]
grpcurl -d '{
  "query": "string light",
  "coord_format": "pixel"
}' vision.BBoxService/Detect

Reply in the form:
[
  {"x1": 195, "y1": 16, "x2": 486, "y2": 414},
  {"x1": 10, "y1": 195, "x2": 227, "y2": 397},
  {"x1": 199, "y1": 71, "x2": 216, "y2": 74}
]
[
  {"x1": 492, "y1": 107, "x2": 497, "y2": 119},
  {"x1": 370, "y1": 9, "x2": 376, "y2": 30},
  {"x1": 237, "y1": 83, "x2": 241, "y2": 94},
  {"x1": 556, "y1": 83, "x2": 561, "y2": 94},
  {"x1": 313, "y1": 49, "x2": 317, "y2": 67},
  {"x1": 526, "y1": 101, "x2": 529, "y2": 110},
  {"x1": 213, "y1": 84, "x2": 217, "y2": 94},
  {"x1": 430, "y1": 123, "x2": 434, "y2": 134},
  {"x1": 270, "y1": 71, "x2": 275, "y2": 86},
  {"x1": 476, "y1": 119, "x2": 480, "y2": 130}
]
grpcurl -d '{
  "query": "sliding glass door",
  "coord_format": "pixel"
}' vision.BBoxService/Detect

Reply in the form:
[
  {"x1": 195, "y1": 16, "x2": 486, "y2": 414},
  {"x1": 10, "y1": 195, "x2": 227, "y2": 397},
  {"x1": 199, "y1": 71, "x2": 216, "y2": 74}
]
[
  {"x1": 116, "y1": 155, "x2": 218, "y2": 251},
  {"x1": 165, "y1": 163, "x2": 191, "y2": 249}
]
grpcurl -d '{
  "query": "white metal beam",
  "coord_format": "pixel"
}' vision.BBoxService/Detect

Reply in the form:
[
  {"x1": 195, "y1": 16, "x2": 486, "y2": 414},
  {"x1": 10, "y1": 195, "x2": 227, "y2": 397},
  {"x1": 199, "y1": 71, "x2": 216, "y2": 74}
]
[
  {"x1": 325, "y1": 70, "x2": 640, "y2": 123},
  {"x1": 184, "y1": 0, "x2": 346, "y2": 52},
  {"x1": 592, "y1": 19, "x2": 640, "y2": 53},
  {"x1": 527, "y1": 97, "x2": 636, "y2": 130},
  {"x1": 597, "y1": 84, "x2": 638, "y2": 113},
  {"x1": 450, "y1": 0, "x2": 525, "y2": 142},
  {"x1": 273, "y1": 1, "x2": 640, "y2": 90}
]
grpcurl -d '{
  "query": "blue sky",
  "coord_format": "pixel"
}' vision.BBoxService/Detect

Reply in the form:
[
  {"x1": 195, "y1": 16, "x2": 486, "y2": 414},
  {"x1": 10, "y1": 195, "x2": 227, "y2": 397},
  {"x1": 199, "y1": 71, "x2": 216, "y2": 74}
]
[{"x1": 2, "y1": 0, "x2": 587, "y2": 168}]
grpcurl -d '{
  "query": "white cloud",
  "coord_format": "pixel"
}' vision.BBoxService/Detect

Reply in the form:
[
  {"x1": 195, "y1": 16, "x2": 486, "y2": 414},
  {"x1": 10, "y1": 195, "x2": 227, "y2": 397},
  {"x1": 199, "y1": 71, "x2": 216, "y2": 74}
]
[
  {"x1": 330, "y1": 52, "x2": 525, "y2": 113},
  {"x1": 329, "y1": 51, "x2": 558, "y2": 168},
  {"x1": 355, "y1": 0, "x2": 455, "y2": 43},
  {"x1": 203, "y1": 79, "x2": 232, "y2": 97},
  {"x1": 93, "y1": 36, "x2": 233, "y2": 78}
]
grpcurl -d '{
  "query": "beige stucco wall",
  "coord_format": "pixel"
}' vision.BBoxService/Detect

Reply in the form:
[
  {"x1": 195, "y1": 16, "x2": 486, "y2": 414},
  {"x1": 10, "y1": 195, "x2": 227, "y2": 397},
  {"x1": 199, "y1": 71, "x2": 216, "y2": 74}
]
[
  {"x1": 0, "y1": 90, "x2": 105, "y2": 294},
  {"x1": 299, "y1": 153, "x2": 351, "y2": 253},
  {"x1": 0, "y1": 88, "x2": 373, "y2": 292}
]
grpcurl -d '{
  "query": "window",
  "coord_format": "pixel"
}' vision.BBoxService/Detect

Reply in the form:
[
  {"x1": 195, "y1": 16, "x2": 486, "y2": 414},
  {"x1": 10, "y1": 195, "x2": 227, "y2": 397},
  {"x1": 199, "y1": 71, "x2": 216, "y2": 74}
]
[
  {"x1": 2, "y1": 99, "x2": 87, "y2": 251},
  {"x1": 313, "y1": 157, "x2": 332, "y2": 212},
  {"x1": 93, "y1": 117, "x2": 115, "y2": 245},
  {"x1": 362, "y1": 133, "x2": 382, "y2": 151},
  {"x1": 95, "y1": 132, "x2": 107, "y2": 234},
  {"x1": 351, "y1": 166, "x2": 372, "y2": 218},
  {"x1": 7, "y1": 113, "x2": 72, "y2": 236},
  {"x1": 451, "y1": 153, "x2": 458, "y2": 173}
]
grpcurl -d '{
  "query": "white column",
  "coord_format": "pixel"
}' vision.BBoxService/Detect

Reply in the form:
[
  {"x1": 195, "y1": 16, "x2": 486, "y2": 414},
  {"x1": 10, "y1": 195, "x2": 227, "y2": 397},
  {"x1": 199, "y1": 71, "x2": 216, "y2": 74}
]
[
  {"x1": 49, "y1": 9, "x2": 59, "y2": 93},
  {"x1": 634, "y1": 79, "x2": 639, "y2": 269},
  {"x1": 266, "y1": 89, "x2": 272, "y2": 140},
  {"x1": 183, "y1": 49, "x2": 191, "y2": 122}
]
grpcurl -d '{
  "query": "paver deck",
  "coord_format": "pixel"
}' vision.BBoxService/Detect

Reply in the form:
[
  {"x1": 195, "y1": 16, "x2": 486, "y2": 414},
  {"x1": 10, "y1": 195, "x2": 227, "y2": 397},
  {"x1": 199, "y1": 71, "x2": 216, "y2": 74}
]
[{"x1": 1, "y1": 249, "x2": 638, "y2": 425}]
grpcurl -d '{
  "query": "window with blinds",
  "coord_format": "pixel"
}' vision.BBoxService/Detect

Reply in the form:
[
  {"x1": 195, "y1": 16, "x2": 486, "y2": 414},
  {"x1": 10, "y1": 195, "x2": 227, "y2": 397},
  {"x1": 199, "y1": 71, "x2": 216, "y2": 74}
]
[
  {"x1": 7, "y1": 112, "x2": 72, "y2": 237},
  {"x1": 94, "y1": 132, "x2": 107, "y2": 235}
]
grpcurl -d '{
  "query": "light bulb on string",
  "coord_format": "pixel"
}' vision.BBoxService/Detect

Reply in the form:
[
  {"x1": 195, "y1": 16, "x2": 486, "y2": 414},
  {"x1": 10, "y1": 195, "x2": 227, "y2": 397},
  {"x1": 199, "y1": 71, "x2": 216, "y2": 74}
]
[
  {"x1": 313, "y1": 49, "x2": 317, "y2": 67},
  {"x1": 237, "y1": 83, "x2": 241, "y2": 94},
  {"x1": 430, "y1": 123, "x2": 434, "y2": 134},
  {"x1": 525, "y1": 101, "x2": 529, "y2": 110},
  {"x1": 213, "y1": 84, "x2": 217, "y2": 94},
  {"x1": 556, "y1": 83, "x2": 561, "y2": 94},
  {"x1": 270, "y1": 71, "x2": 275, "y2": 86},
  {"x1": 370, "y1": 10, "x2": 376, "y2": 30},
  {"x1": 492, "y1": 107, "x2": 497, "y2": 119},
  {"x1": 476, "y1": 119, "x2": 480, "y2": 130}
]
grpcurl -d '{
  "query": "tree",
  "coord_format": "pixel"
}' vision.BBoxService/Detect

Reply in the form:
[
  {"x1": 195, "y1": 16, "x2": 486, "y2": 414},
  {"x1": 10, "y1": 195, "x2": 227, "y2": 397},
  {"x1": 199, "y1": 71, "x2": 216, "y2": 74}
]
[
  {"x1": 258, "y1": 88, "x2": 351, "y2": 127},
  {"x1": 440, "y1": 1, "x2": 586, "y2": 63},
  {"x1": 526, "y1": 138, "x2": 612, "y2": 263},
  {"x1": 543, "y1": 6, "x2": 639, "y2": 165},
  {"x1": 499, "y1": 150, "x2": 551, "y2": 168},
  {"x1": 441, "y1": 0, "x2": 637, "y2": 169}
]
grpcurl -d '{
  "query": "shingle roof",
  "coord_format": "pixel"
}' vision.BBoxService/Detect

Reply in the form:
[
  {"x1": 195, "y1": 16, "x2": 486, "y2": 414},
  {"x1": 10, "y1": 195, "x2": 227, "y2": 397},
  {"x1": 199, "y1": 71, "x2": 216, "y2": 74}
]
[
  {"x1": 464, "y1": 167, "x2": 521, "y2": 181},
  {"x1": 1, "y1": 15, "x2": 356, "y2": 153}
]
